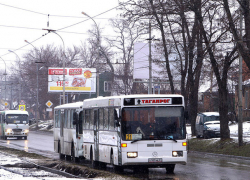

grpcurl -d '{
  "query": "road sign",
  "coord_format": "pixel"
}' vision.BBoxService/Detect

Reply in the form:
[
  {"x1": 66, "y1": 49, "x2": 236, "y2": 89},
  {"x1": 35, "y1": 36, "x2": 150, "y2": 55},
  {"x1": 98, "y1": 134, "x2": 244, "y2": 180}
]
[
  {"x1": 19, "y1": 105, "x2": 26, "y2": 111},
  {"x1": 46, "y1": 100, "x2": 53, "y2": 108},
  {"x1": 20, "y1": 100, "x2": 25, "y2": 105},
  {"x1": 4, "y1": 102, "x2": 8, "y2": 106}
]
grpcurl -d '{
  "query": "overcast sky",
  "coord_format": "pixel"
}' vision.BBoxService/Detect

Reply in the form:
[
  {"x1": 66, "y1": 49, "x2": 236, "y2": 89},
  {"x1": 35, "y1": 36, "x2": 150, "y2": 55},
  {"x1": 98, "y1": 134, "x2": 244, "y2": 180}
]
[{"x1": 0, "y1": 0, "x2": 124, "y2": 70}]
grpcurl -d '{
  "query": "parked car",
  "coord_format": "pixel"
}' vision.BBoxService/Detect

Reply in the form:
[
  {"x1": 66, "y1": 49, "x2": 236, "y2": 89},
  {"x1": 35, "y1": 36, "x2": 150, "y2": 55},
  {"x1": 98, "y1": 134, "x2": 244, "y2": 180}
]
[
  {"x1": 203, "y1": 121, "x2": 220, "y2": 139},
  {"x1": 195, "y1": 112, "x2": 220, "y2": 138}
]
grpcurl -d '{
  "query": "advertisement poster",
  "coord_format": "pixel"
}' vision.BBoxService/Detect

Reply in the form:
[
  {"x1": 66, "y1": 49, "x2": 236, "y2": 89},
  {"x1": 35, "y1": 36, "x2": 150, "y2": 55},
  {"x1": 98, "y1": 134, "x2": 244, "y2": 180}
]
[{"x1": 48, "y1": 68, "x2": 96, "y2": 93}]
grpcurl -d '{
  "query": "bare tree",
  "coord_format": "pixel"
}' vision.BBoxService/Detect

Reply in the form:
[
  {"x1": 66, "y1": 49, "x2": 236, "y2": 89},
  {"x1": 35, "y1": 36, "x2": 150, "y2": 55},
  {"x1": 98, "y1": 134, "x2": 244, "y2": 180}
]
[
  {"x1": 80, "y1": 25, "x2": 115, "y2": 78},
  {"x1": 121, "y1": 0, "x2": 205, "y2": 135},
  {"x1": 11, "y1": 45, "x2": 81, "y2": 120},
  {"x1": 107, "y1": 18, "x2": 146, "y2": 94},
  {"x1": 223, "y1": 0, "x2": 250, "y2": 71},
  {"x1": 191, "y1": 0, "x2": 238, "y2": 139}
]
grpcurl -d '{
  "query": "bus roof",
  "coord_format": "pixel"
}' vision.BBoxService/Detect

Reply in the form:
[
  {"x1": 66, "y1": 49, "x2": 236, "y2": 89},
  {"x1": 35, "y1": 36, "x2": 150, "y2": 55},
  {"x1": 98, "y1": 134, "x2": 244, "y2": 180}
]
[
  {"x1": 84, "y1": 94, "x2": 183, "y2": 101},
  {"x1": 4, "y1": 110, "x2": 29, "y2": 115},
  {"x1": 82, "y1": 94, "x2": 184, "y2": 108},
  {"x1": 54, "y1": 102, "x2": 83, "y2": 110}
]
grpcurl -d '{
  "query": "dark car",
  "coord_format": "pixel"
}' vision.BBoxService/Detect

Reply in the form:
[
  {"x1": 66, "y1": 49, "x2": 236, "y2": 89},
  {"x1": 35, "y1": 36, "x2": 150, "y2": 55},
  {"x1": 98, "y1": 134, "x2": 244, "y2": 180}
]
[
  {"x1": 195, "y1": 112, "x2": 220, "y2": 138},
  {"x1": 203, "y1": 121, "x2": 220, "y2": 139}
]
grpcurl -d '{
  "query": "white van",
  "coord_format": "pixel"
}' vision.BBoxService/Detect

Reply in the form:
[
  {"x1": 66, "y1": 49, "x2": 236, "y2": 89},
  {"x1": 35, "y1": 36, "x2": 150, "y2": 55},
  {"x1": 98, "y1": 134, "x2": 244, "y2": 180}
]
[{"x1": 195, "y1": 112, "x2": 220, "y2": 138}]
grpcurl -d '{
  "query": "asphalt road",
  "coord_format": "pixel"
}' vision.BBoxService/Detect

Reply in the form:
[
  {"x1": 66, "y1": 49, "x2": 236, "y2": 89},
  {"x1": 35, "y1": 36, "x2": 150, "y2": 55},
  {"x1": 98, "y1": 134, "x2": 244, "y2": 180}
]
[{"x1": 0, "y1": 131, "x2": 250, "y2": 180}]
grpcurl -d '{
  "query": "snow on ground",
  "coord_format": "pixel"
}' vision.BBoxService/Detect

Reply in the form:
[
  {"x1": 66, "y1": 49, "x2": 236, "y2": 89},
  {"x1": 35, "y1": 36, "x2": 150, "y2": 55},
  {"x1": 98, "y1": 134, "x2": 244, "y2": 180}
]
[{"x1": 186, "y1": 121, "x2": 250, "y2": 142}]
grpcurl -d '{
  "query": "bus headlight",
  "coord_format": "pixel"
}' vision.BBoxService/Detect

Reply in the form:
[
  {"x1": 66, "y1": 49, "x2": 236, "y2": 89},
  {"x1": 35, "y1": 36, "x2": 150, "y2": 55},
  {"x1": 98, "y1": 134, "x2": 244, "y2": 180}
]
[
  {"x1": 172, "y1": 151, "x2": 183, "y2": 157},
  {"x1": 24, "y1": 129, "x2": 29, "y2": 133},
  {"x1": 127, "y1": 152, "x2": 138, "y2": 158},
  {"x1": 5, "y1": 129, "x2": 12, "y2": 133}
]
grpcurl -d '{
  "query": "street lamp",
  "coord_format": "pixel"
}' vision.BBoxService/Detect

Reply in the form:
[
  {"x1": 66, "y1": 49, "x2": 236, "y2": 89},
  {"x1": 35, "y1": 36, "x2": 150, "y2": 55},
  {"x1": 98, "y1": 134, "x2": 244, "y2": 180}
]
[
  {"x1": 42, "y1": 29, "x2": 66, "y2": 104},
  {"x1": 82, "y1": 12, "x2": 100, "y2": 97},
  {"x1": 24, "y1": 40, "x2": 44, "y2": 129},
  {"x1": 0, "y1": 57, "x2": 7, "y2": 102}
]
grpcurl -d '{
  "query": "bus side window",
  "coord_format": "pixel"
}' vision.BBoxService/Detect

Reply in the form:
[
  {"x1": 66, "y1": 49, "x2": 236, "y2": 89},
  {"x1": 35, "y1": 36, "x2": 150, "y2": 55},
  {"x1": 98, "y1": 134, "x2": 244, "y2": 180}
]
[
  {"x1": 64, "y1": 110, "x2": 68, "y2": 128},
  {"x1": 104, "y1": 108, "x2": 109, "y2": 130},
  {"x1": 99, "y1": 109, "x2": 104, "y2": 130},
  {"x1": 67, "y1": 110, "x2": 71, "y2": 128},
  {"x1": 109, "y1": 108, "x2": 114, "y2": 130},
  {"x1": 59, "y1": 110, "x2": 62, "y2": 128},
  {"x1": 83, "y1": 110, "x2": 89, "y2": 129},
  {"x1": 70, "y1": 110, "x2": 74, "y2": 128},
  {"x1": 90, "y1": 109, "x2": 94, "y2": 129}
]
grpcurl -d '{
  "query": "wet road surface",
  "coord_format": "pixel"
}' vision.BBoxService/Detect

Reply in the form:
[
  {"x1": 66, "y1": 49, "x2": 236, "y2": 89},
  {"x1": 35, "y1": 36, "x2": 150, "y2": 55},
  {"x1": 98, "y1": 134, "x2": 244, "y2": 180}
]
[{"x1": 0, "y1": 131, "x2": 250, "y2": 180}]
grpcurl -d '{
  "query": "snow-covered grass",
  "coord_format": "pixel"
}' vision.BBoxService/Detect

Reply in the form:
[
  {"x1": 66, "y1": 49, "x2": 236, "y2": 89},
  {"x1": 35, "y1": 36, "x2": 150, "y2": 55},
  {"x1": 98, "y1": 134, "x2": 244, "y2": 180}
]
[{"x1": 29, "y1": 120, "x2": 53, "y2": 132}]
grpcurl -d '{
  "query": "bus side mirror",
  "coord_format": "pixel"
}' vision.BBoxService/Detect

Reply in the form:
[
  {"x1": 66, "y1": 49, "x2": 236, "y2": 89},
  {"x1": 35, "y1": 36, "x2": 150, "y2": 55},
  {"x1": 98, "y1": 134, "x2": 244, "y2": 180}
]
[
  {"x1": 115, "y1": 119, "x2": 121, "y2": 127},
  {"x1": 73, "y1": 112, "x2": 78, "y2": 125}
]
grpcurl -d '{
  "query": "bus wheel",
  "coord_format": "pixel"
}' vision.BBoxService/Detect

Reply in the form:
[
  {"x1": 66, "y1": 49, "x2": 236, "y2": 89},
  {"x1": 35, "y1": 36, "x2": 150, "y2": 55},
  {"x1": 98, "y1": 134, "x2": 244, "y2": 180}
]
[
  {"x1": 71, "y1": 144, "x2": 79, "y2": 163},
  {"x1": 165, "y1": 164, "x2": 175, "y2": 174},
  {"x1": 110, "y1": 152, "x2": 123, "y2": 172},
  {"x1": 58, "y1": 142, "x2": 64, "y2": 160},
  {"x1": 90, "y1": 149, "x2": 98, "y2": 168},
  {"x1": 133, "y1": 166, "x2": 148, "y2": 173}
]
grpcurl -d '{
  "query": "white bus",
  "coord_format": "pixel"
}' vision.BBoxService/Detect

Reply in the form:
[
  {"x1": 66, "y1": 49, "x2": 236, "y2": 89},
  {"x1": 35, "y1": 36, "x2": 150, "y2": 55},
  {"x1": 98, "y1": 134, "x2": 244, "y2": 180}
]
[
  {"x1": 54, "y1": 102, "x2": 83, "y2": 162},
  {"x1": 54, "y1": 94, "x2": 187, "y2": 173},
  {"x1": 82, "y1": 94, "x2": 187, "y2": 172},
  {"x1": 0, "y1": 110, "x2": 29, "y2": 140}
]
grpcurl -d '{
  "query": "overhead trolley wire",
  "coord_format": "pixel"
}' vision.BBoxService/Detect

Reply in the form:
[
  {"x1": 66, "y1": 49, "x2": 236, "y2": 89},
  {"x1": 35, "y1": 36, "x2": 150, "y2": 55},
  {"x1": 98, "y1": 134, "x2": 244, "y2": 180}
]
[{"x1": 0, "y1": 0, "x2": 131, "y2": 57}]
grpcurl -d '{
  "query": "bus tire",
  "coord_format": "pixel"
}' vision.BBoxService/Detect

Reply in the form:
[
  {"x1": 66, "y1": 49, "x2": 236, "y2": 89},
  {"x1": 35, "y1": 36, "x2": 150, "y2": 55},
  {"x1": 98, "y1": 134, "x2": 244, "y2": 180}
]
[
  {"x1": 110, "y1": 151, "x2": 123, "y2": 172},
  {"x1": 165, "y1": 164, "x2": 175, "y2": 174},
  {"x1": 71, "y1": 143, "x2": 79, "y2": 163},
  {"x1": 90, "y1": 148, "x2": 98, "y2": 168},
  {"x1": 133, "y1": 166, "x2": 148, "y2": 173},
  {"x1": 58, "y1": 142, "x2": 64, "y2": 160}
]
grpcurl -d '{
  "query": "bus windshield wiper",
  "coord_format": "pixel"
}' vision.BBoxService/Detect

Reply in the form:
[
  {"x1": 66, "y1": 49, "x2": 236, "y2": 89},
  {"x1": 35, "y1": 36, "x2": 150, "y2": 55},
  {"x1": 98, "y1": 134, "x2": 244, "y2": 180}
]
[{"x1": 167, "y1": 136, "x2": 177, "y2": 142}]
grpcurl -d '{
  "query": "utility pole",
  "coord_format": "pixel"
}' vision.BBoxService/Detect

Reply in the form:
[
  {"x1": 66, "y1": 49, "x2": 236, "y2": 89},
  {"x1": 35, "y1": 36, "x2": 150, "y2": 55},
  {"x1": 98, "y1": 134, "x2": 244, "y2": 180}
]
[
  {"x1": 238, "y1": 7, "x2": 243, "y2": 147},
  {"x1": 148, "y1": 20, "x2": 152, "y2": 94}
]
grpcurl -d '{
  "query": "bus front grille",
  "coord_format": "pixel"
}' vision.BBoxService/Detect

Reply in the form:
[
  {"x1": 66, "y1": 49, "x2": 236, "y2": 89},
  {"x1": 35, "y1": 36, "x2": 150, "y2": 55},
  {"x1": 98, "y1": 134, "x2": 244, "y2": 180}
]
[{"x1": 13, "y1": 129, "x2": 22, "y2": 132}]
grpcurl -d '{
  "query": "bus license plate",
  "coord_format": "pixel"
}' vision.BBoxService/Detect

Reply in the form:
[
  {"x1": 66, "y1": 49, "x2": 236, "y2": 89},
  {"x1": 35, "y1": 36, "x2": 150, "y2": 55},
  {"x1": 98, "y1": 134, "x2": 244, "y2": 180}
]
[{"x1": 148, "y1": 158, "x2": 162, "y2": 163}]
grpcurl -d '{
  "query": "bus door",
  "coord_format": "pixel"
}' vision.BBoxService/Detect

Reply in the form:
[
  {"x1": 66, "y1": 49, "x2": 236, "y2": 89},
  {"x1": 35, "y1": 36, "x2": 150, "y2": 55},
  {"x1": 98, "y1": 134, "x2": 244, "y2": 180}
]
[
  {"x1": 60, "y1": 109, "x2": 64, "y2": 154},
  {"x1": 93, "y1": 109, "x2": 99, "y2": 162}
]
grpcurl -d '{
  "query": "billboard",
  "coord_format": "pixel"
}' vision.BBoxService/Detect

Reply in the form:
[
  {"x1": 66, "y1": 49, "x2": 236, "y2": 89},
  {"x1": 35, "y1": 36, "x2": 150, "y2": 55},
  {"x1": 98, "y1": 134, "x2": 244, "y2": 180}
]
[
  {"x1": 133, "y1": 42, "x2": 165, "y2": 79},
  {"x1": 48, "y1": 68, "x2": 96, "y2": 93},
  {"x1": 133, "y1": 42, "x2": 176, "y2": 79}
]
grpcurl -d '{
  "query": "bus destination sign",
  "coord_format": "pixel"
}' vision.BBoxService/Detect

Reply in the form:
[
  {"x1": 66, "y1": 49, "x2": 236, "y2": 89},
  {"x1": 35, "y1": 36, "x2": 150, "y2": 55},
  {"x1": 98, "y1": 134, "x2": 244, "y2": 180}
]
[
  {"x1": 135, "y1": 98, "x2": 172, "y2": 105},
  {"x1": 124, "y1": 97, "x2": 182, "y2": 106}
]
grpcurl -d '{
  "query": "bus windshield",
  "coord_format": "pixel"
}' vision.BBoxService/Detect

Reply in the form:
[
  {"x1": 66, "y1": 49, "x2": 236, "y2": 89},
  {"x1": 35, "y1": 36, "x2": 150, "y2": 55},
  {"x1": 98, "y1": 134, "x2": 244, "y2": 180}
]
[
  {"x1": 6, "y1": 114, "x2": 28, "y2": 124},
  {"x1": 121, "y1": 106, "x2": 186, "y2": 141}
]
